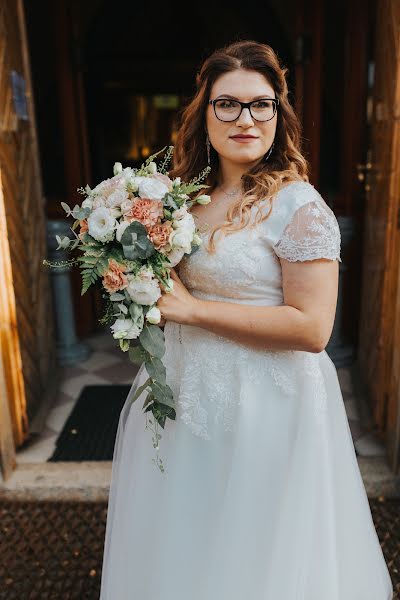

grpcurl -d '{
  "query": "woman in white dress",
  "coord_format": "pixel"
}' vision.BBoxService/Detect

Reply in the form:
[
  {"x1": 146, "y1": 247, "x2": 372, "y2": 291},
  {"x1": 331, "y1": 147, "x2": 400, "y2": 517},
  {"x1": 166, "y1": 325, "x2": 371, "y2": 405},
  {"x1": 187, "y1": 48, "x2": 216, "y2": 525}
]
[{"x1": 100, "y1": 40, "x2": 393, "y2": 599}]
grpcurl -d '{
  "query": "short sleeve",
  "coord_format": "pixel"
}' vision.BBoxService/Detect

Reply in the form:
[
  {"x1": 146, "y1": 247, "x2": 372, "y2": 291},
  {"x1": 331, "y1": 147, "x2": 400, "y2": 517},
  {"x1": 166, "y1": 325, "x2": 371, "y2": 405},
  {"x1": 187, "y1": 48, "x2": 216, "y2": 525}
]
[{"x1": 272, "y1": 188, "x2": 342, "y2": 263}]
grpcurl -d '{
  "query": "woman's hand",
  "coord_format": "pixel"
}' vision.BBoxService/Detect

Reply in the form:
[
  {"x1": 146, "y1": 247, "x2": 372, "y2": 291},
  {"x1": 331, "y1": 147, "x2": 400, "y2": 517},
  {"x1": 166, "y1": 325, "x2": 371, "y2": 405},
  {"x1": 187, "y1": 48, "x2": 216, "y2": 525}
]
[{"x1": 156, "y1": 268, "x2": 200, "y2": 326}]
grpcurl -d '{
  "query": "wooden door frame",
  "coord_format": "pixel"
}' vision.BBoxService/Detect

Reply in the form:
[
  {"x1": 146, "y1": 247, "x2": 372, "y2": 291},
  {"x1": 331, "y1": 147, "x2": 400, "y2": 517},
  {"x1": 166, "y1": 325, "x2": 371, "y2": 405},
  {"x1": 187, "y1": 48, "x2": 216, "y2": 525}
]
[
  {"x1": 0, "y1": 0, "x2": 37, "y2": 479},
  {"x1": 356, "y1": 0, "x2": 400, "y2": 472}
]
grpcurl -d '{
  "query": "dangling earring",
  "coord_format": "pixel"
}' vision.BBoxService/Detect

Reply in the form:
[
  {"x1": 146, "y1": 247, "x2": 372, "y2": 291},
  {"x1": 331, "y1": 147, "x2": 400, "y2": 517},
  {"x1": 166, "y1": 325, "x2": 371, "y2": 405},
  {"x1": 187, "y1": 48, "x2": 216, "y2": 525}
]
[
  {"x1": 206, "y1": 133, "x2": 211, "y2": 166},
  {"x1": 265, "y1": 141, "x2": 275, "y2": 162}
]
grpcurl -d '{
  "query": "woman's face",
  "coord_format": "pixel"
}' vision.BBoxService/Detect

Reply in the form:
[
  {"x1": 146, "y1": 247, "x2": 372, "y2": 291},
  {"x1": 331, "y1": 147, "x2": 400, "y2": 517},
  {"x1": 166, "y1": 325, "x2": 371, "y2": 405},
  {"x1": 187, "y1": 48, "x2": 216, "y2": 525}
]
[{"x1": 206, "y1": 68, "x2": 277, "y2": 167}]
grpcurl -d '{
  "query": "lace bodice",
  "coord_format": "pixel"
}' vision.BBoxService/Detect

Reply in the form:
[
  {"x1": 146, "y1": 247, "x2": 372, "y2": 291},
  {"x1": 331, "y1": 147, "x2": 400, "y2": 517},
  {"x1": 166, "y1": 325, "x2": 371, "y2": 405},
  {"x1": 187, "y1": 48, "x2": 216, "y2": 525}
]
[
  {"x1": 178, "y1": 180, "x2": 342, "y2": 304},
  {"x1": 164, "y1": 181, "x2": 342, "y2": 439}
]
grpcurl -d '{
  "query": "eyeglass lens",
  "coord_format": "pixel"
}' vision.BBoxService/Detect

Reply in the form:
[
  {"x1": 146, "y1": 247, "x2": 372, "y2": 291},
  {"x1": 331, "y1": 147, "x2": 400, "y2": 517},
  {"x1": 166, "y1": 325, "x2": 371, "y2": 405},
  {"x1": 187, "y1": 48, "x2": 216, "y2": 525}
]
[{"x1": 214, "y1": 99, "x2": 276, "y2": 122}]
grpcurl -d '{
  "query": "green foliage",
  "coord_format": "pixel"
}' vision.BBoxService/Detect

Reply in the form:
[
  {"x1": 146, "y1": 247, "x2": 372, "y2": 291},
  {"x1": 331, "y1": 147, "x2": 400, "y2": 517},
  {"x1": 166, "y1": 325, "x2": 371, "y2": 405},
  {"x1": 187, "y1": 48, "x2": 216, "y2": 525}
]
[
  {"x1": 157, "y1": 146, "x2": 174, "y2": 174},
  {"x1": 128, "y1": 345, "x2": 149, "y2": 365},
  {"x1": 178, "y1": 166, "x2": 211, "y2": 195},
  {"x1": 129, "y1": 377, "x2": 152, "y2": 404},
  {"x1": 139, "y1": 324, "x2": 166, "y2": 358},
  {"x1": 76, "y1": 238, "x2": 110, "y2": 295},
  {"x1": 145, "y1": 356, "x2": 167, "y2": 384},
  {"x1": 121, "y1": 221, "x2": 155, "y2": 260}
]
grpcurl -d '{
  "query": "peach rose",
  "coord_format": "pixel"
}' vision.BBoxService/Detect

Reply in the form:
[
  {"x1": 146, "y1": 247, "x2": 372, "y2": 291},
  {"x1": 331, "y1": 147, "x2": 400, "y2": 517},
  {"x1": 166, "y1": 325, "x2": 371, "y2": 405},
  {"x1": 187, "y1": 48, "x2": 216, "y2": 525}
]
[
  {"x1": 78, "y1": 219, "x2": 89, "y2": 240},
  {"x1": 124, "y1": 198, "x2": 164, "y2": 228},
  {"x1": 102, "y1": 259, "x2": 128, "y2": 294},
  {"x1": 148, "y1": 220, "x2": 173, "y2": 250}
]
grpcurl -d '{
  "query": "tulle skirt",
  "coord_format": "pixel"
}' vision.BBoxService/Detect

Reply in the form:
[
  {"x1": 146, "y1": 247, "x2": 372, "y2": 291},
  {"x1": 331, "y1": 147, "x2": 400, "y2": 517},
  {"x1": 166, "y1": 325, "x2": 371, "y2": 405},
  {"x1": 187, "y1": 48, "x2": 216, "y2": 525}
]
[{"x1": 99, "y1": 323, "x2": 393, "y2": 599}]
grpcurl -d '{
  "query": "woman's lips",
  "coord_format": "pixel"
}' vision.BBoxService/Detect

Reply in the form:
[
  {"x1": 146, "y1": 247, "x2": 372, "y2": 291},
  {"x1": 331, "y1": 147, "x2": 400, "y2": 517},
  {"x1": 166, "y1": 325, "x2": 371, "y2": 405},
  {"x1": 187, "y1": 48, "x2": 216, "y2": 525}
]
[{"x1": 230, "y1": 135, "x2": 258, "y2": 143}]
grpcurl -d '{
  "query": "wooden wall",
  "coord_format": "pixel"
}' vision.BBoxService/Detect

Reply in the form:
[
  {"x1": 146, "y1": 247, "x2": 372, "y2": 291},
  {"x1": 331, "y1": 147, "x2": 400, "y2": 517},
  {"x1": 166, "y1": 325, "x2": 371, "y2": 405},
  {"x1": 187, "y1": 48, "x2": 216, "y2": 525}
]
[{"x1": 0, "y1": 0, "x2": 56, "y2": 453}]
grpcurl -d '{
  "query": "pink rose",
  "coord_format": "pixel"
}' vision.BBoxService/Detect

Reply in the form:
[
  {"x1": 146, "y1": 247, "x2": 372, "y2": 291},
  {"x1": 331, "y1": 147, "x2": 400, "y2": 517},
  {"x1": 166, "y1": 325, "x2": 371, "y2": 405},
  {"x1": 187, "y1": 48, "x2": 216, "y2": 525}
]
[
  {"x1": 124, "y1": 198, "x2": 164, "y2": 228},
  {"x1": 102, "y1": 259, "x2": 128, "y2": 294},
  {"x1": 78, "y1": 219, "x2": 89, "y2": 241},
  {"x1": 148, "y1": 220, "x2": 173, "y2": 250}
]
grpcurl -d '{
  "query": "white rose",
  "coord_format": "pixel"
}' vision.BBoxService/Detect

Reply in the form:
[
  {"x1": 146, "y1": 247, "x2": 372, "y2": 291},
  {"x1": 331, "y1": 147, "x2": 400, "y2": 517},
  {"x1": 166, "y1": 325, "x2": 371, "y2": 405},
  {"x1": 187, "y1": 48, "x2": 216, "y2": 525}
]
[
  {"x1": 115, "y1": 220, "x2": 130, "y2": 242},
  {"x1": 166, "y1": 246, "x2": 185, "y2": 267},
  {"x1": 113, "y1": 162, "x2": 123, "y2": 175},
  {"x1": 147, "y1": 161, "x2": 157, "y2": 174},
  {"x1": 196, "y1": 194, "x2": 211, "y2": 205},
  {"x1": 110, "y1": 318, "x2": 141, "y2": 340},
  {"x1": 138, "y1": 177, "x2": 169, "y2": 201},
  {"x1": 87, "y1": 207, "x2": 116, "y2": 242},
  {"x1": 132, "y1": 175, "x2": 147, "y2": 187},
  {"x1": 92, "y1": 196, "x2": 107, "y2": 209},
  {"x1": 172, "y1": 213, "x2": 195, "y2": 234},
  {"x1": 106, "y1": 189, "x2": 129, "y2": 208},
  {"x1": 173, "y1": 177, "x2": 181, "y2": 185},
  {"x1": 92, "y1": 180, "x2": 108, "y2": 194},
  {"x1": 81, "y1": 198, "x2": 93, "y2": 210},
  {"x1": 171, "y1": 206, "x2": 188, "y2": 221},
  {"x1": 145, "y1": 306, "x2": 161, "y2": 324},
  {"x1": 169, "y1": 228, "x2": 192, "y2": 253},
  {"x1": 126, "y1": 277, "x2": 161, "y2": 305}
]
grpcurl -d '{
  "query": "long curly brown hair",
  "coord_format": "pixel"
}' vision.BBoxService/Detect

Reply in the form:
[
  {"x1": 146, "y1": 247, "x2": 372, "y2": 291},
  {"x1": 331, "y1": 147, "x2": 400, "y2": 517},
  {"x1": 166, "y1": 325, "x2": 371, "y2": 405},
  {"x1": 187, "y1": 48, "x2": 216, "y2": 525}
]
[{"x1": 169, "y1": 39, "x2": 310, "y2": 254}]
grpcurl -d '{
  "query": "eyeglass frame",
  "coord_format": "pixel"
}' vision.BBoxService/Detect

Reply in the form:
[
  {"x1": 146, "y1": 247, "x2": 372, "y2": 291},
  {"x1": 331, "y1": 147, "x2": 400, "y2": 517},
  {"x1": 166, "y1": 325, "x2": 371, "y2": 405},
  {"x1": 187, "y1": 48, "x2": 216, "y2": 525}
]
[{"x1": 208, "y1": 97, "x2": 280, "y2": 122}]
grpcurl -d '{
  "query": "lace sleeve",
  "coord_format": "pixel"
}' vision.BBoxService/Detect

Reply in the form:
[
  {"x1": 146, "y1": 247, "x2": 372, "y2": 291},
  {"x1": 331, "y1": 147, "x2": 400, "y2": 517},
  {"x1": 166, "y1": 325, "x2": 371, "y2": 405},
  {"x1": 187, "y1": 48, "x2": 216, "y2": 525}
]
[{"x1": 273, "y1": 199, "x2": 342, "y2": 263}]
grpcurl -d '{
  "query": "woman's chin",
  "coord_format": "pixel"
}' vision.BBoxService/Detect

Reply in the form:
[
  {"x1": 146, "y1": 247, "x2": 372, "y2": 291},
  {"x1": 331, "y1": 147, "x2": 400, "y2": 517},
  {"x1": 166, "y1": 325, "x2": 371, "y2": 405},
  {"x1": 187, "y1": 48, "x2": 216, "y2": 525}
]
[{"x1": 230, "y1": 152, "x2": 264, "y2": 165}]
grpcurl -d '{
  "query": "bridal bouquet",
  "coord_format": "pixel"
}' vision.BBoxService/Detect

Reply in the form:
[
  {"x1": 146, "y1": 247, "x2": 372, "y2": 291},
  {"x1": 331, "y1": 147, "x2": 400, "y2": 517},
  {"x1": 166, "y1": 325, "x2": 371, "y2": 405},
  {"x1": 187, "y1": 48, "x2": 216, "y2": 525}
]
[{"x1": 44, "y1": 146, "x2": 211, "y2": 472}]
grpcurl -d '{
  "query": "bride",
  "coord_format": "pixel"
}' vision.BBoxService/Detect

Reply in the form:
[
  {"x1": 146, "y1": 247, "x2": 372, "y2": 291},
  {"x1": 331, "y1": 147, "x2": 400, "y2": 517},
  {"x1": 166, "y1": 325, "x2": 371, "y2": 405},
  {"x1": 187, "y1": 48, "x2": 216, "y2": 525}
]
[{"x1": 100, "y1": 40, "x2": 393, "y2": 599}]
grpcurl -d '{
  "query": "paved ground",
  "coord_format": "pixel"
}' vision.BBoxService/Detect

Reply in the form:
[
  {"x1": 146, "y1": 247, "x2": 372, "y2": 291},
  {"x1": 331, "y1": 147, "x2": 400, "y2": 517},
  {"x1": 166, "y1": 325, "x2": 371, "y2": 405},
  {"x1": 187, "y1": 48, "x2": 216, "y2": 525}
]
[
  {"x1": 0, "y1": 497, "x2": 399, "y2": 599},
  {"x1": 17, "y1": 329, "x2": 388, "y2": 464}
]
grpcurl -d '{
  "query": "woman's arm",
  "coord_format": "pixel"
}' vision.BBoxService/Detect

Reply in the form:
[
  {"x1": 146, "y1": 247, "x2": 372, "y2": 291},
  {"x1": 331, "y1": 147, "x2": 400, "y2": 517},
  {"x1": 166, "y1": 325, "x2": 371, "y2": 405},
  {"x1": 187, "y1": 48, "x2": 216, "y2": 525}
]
[{"x1": 189, "y1": 257, "x2": 339, "y2": 353}]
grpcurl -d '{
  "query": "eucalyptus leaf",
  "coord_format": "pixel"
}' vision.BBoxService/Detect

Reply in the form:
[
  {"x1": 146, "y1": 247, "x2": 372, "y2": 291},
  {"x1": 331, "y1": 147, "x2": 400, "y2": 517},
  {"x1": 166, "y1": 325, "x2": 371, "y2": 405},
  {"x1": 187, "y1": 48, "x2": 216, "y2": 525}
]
[
  {"x1": 139, "y1": 324, "x2": 165, "y2": 358},
  {"x1": 118, "y1": 303, "x2": 128, "y2": 314},
  {"x1": 150, "y1": 379, "x2": 174, "y2": 408},
  {"x1": 129, "y1": 377, "x2": 152, "y2": 404},
  {"x1": 110, "y1": 293, "x2": 125, "y2": 301},
  {"x1": 121, "y1": 221, "x2": 148, "y2": 245},
  {"x1": 129, "y1": 345, "x2": 149, "y2": 365},
  {"x1": 145, "y1": 356, "x2": 166, "y2": 384},
  {"x1": 61, "y1": 202, "x2": 71, "y2": 214},
  {"x1": 129, "y1": 303, "x2": 143, "y2": 321},
  {"x1": 142, "y1": 393, "x2": 155, "y2": 410}
]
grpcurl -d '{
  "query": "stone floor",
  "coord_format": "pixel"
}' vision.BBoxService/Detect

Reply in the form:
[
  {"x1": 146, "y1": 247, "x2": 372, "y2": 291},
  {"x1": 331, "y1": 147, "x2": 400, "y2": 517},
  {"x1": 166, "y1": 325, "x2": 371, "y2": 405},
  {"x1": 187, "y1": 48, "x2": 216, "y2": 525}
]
[
  {"x1": 1, "y1": 496, "x2": 398, "y2": 599},
  {"x1": 15, "y1": 329, "x2": 387, "y2": 465},
  {"x1": 15, "y1": 330, "x2": 140, "y2": 464}
]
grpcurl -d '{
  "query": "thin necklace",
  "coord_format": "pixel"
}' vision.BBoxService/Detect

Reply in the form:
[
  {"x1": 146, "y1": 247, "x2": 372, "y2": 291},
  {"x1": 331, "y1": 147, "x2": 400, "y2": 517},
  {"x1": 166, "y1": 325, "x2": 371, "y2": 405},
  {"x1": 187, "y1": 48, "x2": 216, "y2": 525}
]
[{"x1": 218, "y1": 184, "x2": 242, "y2": 199}]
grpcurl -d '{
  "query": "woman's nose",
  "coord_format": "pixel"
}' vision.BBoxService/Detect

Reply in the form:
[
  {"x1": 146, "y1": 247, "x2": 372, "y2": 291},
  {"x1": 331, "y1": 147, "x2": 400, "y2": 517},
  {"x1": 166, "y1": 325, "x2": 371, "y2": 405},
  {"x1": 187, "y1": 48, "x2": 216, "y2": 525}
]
[{"x1": 237, "y1": 107, "x2": 254, "y2": 126}]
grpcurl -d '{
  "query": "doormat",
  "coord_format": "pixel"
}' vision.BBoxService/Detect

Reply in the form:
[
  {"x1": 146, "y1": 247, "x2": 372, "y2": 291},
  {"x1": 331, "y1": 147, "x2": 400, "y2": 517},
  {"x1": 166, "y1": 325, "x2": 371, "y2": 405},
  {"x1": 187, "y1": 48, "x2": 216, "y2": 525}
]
[{"x1": 48, "y1": 385, "x2": 131, "y2": 462}]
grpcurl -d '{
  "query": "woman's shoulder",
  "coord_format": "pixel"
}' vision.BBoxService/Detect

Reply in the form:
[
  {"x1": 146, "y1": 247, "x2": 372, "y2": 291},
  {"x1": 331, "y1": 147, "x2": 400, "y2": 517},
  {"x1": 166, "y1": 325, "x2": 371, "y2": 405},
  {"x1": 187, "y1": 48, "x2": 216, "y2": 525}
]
[
  {"x1": 254, "y1": 179, "x2": 334, "y2": 244},
  {"x1": 275, "y1": 179, "x2": 322, "y2": 207}
]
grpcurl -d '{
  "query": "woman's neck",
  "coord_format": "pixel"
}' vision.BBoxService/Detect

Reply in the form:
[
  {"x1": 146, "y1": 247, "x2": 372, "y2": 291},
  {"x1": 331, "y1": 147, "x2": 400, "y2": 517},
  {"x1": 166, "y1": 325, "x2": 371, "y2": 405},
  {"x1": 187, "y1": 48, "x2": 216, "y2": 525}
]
[{"x1": 216, "y1": 157, "x2": 261, "y2": 190}]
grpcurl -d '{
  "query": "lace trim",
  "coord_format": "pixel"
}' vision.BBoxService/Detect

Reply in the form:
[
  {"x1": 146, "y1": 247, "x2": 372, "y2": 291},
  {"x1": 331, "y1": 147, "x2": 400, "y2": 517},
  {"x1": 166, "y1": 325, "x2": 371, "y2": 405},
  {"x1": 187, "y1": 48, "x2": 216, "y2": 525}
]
[
  {"x1": 273, "y1": 198, "x2": 342, "y2": 263},
  {"x1": 163, "y1": 323, "x2": 327, "y2": 439}
]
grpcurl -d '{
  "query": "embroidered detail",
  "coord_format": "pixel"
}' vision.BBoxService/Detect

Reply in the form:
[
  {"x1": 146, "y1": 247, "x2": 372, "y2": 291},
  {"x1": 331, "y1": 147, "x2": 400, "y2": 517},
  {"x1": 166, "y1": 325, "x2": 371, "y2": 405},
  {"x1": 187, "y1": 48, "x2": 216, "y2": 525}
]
[
  {"x1": 161, "y1": 183, "x2": 338, "y2": 439},
  {"x1": 273, "y1": 198, "x2": 342, "y2": 263},
  {"x1": 164, "y1": 321, "x2": 328, "y2": 440}
]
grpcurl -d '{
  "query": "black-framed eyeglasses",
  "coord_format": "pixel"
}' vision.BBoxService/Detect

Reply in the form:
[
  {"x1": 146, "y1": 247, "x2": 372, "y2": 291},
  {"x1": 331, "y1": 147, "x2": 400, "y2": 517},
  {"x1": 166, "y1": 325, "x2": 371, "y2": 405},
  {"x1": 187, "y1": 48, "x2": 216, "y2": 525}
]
[{"x1": 208, "y1": 97, "x2": 279, "y2": 122}]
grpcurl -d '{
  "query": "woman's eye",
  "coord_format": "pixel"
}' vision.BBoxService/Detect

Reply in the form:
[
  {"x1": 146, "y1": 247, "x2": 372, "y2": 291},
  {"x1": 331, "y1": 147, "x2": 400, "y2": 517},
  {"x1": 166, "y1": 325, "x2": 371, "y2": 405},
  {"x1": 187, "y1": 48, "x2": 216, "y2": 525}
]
[
  {"x1": 219, "y1": 100, "x2": 235, "y2": 108},
  {"x1": 253, "y1": 100, "x2": 272, "y2": 108}
]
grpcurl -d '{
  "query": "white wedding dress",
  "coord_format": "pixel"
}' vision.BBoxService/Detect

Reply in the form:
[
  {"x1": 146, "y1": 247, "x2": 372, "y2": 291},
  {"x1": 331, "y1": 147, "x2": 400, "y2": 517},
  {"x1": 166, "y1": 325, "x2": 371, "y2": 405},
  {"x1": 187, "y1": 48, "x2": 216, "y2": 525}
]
[{"x1": 100, "y1": 181, "x2": 393, "y2": 599}]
